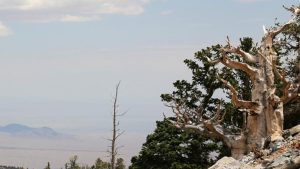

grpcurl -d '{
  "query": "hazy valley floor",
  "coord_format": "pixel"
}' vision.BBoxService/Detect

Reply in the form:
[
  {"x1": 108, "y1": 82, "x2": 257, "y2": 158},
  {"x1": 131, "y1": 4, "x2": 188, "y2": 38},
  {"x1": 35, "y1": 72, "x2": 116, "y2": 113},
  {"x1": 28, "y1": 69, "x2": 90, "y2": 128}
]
[{"x1": 0, "y1": 132, "x2": 147, "y2": 169}]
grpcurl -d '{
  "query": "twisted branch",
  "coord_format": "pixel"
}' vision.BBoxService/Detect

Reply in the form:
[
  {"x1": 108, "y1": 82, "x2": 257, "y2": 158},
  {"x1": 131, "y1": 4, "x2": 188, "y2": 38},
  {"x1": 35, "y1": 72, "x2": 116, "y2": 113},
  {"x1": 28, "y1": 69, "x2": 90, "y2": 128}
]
[
  {"x1": 163, "y1": 95, "x2": 234, "y2": 142},
  {"x1": 224, "y1": 36, "x2": 258, "y2": 63},
  {"x1": 216, "y1": 70, "x2": 256, "y2": 109},
  {"x1": 207, "y1": 49, "x2": 257, "y2": 86},
  {"x1": 272, "y1": 60, "x2": 288, "y2": 87},
  {"x1": 215, "y1": 111, "x2": 227, "y2": 125},
  {"x1": 273, "y1": 7, "x2": 300, "y2": 37},
  {"x1": 279, "y1": 65, "x2": 300, "y2": 105}
]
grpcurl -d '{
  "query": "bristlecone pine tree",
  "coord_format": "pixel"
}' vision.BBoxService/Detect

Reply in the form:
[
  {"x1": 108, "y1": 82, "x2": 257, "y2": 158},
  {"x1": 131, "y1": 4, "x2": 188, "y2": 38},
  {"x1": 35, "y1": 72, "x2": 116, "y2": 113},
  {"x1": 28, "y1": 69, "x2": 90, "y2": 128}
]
[{"x1": 163, "y1": 7, "x2": 300, "y2": 159}]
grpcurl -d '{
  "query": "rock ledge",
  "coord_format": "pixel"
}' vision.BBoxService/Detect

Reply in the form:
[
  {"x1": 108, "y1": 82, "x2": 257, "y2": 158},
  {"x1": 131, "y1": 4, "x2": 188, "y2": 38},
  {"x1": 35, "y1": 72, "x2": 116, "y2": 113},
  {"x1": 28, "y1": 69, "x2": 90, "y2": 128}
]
[{"x1": 209, "y1": 132, "x2": 300, "y2": 169}]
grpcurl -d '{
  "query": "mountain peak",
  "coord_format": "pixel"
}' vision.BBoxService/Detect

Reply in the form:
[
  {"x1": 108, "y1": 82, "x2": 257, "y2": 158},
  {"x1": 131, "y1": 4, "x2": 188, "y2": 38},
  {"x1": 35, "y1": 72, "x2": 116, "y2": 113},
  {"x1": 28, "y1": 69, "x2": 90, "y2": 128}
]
[
  {"x1": 0, "y1": 124, "x2": 74, "y2": 140},
  {"x1": 0, "y1": 124, "x2": 32, "y2": 133}
]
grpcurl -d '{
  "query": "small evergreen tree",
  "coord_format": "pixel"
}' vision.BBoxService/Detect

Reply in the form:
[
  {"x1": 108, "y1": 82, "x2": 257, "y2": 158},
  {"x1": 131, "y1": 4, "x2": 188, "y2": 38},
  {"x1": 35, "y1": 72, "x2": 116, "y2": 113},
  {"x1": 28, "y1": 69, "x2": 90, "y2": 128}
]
[
  {"x1": 93, "y1": 158, "x2": 110, "y2": 169},
  {"x1": 115, "y1": 158, "x2": 125, "y2": 169},
  {"x1": 68, "y1": 155, "x2": 80, "y2": 169},
  {"x1": 44, "y1": 162, "x2": 50, "y2": 169},
  {"x1": 129, "y1": 118, "x2": 222, "y2": 169}
]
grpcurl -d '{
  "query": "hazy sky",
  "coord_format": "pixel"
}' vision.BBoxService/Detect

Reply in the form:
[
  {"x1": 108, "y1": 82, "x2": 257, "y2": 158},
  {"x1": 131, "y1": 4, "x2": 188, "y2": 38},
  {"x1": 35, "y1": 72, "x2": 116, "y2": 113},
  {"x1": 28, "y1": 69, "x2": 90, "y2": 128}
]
[{"x1": 0, "y1": 0, "x2": 299, "y2": 167}]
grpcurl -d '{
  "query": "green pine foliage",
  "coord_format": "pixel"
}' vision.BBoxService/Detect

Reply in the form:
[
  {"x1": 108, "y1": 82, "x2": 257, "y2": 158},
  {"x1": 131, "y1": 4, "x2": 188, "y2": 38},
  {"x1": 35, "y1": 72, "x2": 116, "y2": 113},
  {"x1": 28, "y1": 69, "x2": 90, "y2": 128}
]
[
  {"x1": 0, "y1": 166, "x2": 23, "y2": 169},
  {"x1": 161, "y1": 37, "x2": 259, "y2": 131},
  {"x1": 115, "y1": 158, "x2": 126, "y2": 169},
  {"x1": 44, "y1": 162, "x2": 50, "y2": 169},
  {"x1": 129, "y1": 118, "x2": 226, "y2": 169},
  {"x1": 90, "y1": 158, "x2": 110, "y2": 169},
  {"x1": 66, "y1": 155, "x2": 80, "y2": 169},
  {"x1": 130, "y1": 37, "x2": 261, "y2": 168},
  {"x1": 129, "y1": 38, "x2": 260, "y2": 169}
]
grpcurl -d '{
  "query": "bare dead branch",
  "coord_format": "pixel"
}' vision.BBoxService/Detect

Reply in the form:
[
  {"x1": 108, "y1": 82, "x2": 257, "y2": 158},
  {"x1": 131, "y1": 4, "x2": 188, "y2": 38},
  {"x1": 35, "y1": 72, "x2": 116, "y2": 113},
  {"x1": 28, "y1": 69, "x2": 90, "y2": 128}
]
[
  {"x1": 115, "y1": 131, "x2": 124, "y2": 140},
  {"x1": 164, "y1": 115, "x2": 185, "y2": 129},
  {"x1": 273, "y1": 7, "x2": 300, "y2": 36},
  {"x1": 263, "y1": 25, "x2": 268, "y2": 35},
  {"x1": 101, "y1": 136, "x2": 113, "y2": 141},
  {"x1": 280, "y1": 82, "x2": 292, "y2": 103},
  {"x1": 224, "y1": 36, "x2": 258, "y2": 63},
  {"x1": 215, "y1": 111, "x2": 227, "y2": 125},
  {"x1": 211, "y1": 99, "x2": 223, "y2": 122},
  {"x1": 116, "y1": 109, "x2": 129, "y2": 116},
  {"x1": 216, "y1": 69, "x2": 255, "y2": 109},
  {"x1": 278, "y1": 64, "x2": 300, "y2": 105},
  {"x1": 226, "y1": 36, "x2": 232, "y2": 49},
  {"x1": 165, "y1": 104, "x2": 182, "y2": 124},
  {"x1": 175, "y1": 100, "x2": 189, "y2": 123},
  {"x1": 207, "y1": 52, "x2": 257, "y2": 87},
  {"x1": 206, "y1": 57, "x2": 223, "y2": 64},
  {"x1": 281, "y1": 84, "x2": 300, "y2": 105},
  {"x1": 272, "y1": 60, "x2": 288, "y2": 87},
  {"x1": 222, "y1": 48, "x2": 258, "y2": 64}
]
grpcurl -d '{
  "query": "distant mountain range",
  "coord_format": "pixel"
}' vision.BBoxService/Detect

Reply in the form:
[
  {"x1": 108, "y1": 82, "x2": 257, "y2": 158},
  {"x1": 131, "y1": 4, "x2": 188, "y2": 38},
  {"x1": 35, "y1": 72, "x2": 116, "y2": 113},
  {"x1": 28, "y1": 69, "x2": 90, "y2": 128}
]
[{"x1": 0, "y1": 124, "x2": 74, "y2": 140}]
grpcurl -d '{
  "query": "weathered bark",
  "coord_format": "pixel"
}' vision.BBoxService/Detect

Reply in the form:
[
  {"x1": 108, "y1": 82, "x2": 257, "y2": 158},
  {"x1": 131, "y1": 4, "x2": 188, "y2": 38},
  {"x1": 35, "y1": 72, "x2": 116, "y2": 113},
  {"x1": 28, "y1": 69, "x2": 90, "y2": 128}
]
[{"x1": 165, "y1": 7, "x2": 300, "y2": 159}]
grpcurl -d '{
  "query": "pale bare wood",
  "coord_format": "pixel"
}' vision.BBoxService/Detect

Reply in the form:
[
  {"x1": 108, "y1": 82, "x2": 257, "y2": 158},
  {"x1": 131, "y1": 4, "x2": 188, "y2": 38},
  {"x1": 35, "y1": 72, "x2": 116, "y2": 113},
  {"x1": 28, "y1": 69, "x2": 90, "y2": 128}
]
[
  {"x1": 215, "y1": 111, "x2": 227, "y2": 125},
  {"x1": 280, "y1": 82, "x2": 292, "y2": 103},
  {"x1": 272, "y1": 60, "x2": 288, "y2": 87},
  {"x1": 225, "y1": 36, "x2": 258, "y2": 63},
  {"x1": 278, "y1": 65, "x2": 300, "y2": 104},
  {"x1": 263, "y1": 25, "x2": 268, "y2": 35},
  {"x1": 211, "y1": 99, "x2": 223, "y2": 122},
  {"x1": 216, "y1": 70, "x2": 255, "y2": 109},
  {"x1": 207, "y1": 50, "x2": 257, "y2": 79},
  {"x1": 207, "y1": 51, "x2": 257, "y2": 87},
  {"x1": 273, "y1": 7, "x2": 300, "y2": 36}
]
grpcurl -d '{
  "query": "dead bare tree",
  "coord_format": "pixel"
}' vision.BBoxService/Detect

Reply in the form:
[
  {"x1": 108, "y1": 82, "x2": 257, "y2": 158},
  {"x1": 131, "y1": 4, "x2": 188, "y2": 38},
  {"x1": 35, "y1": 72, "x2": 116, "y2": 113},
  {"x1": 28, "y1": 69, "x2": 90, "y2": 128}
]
[
  {"x1": 164, "y1": 7, "x2": 300, "y2": 159},
  {"x1": 103, "y1": 82, "x2": 128, "y2": 169}
]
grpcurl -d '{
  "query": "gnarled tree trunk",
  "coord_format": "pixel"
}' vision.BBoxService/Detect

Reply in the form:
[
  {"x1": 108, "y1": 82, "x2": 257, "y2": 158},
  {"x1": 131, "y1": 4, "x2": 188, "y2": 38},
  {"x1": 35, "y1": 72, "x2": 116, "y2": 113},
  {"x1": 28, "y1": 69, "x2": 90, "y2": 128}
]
[{"x1": 165, "y1": 7, "x2": 300, "y2": 159}]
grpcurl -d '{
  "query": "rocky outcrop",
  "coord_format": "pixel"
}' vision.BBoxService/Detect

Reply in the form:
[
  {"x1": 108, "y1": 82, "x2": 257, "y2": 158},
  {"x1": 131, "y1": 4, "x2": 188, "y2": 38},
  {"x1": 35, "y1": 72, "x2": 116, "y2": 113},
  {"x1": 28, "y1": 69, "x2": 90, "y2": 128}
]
[
  {"x1": 209, "y1": 157, "x2": 254, "y2": 169},
  {"x1": 209, "y1": 131, "x2": 300, "y2": 169}
]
